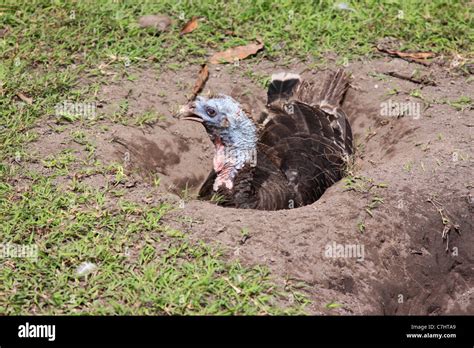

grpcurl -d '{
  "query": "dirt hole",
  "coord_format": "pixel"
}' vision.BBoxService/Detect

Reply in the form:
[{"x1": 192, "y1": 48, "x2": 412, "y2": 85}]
[{"x1": 96, "y1": 67, "x2": 376, "y2": 207}]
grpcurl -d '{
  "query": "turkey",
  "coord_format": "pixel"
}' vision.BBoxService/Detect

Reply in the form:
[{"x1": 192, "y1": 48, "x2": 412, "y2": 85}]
[{"x1": 179, "y1": 69, "x2": 353, "y2": 210}]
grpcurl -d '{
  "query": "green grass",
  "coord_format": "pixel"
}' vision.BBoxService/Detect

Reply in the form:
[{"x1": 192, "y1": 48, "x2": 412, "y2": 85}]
[
  {"x1": 437, "y1": 95, "x2": 473, "y2": 111},
  {"x1": 0, "y1": 170, "x2": 306, "y2": 314},
  {"x1": 0, "y1": 0, "x2": 472, "y2": 315}
]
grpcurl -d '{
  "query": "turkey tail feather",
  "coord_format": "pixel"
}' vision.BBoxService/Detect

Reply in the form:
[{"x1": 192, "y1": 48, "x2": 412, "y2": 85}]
[
  {"x1": 319, "y1": 69, "x2": 350, "y2": 109},
  {"x1": 267, "y1": 72, "x2": 301, "y2": 106}
]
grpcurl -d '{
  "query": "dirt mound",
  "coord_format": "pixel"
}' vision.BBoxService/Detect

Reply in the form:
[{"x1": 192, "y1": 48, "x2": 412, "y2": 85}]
[{"x1": 26, "y1": 58, "x2": 473, "y2": 314}]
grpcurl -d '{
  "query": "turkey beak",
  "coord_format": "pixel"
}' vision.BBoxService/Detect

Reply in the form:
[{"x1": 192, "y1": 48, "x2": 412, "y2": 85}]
[{"x1": 179, "y1": 102, "x2": 203, "y2": 123}]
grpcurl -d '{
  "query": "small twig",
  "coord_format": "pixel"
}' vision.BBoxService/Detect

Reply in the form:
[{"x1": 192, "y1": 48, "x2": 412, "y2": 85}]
[
  {"x1": 383, "y1": 71, "x2": 437, "y2": 86},
  {"x1": 400, "y1": 57, "x2": 431, "y2": 66}
]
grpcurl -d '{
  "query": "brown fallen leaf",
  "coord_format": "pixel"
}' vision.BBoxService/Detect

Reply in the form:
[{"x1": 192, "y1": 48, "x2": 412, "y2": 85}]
[
  {"x1": 377, "y1": 45, "x2": 435, "y2": 66},
  {"x1": 138, "y1": 14, "x2": 172, "y2": 32},
  {"x1": 180, "y1": 16, "x2": 199, "y2": 36},
  {"x1": 383, "y1": 48, "x2": 435, "y2": 60},
  {"x1": 209, "y1": 40, "x2": 264, "y2": 64},
  {"x1": 17, "y1": 92, "x2": 33, "y2": 104},
  {"x1": 190, "y1": 64, "x2": 209, "y2": 101}
]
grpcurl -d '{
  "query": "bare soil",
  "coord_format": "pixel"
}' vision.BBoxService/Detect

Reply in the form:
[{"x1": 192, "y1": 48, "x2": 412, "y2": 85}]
[{"x1": 25, "y1": 57, "x2": 473, "y2": 314}]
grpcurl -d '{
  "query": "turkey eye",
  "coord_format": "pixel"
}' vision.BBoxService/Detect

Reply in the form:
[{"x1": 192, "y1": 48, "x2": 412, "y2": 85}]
[{"x1": 206, "y1": 107, "x2": 216, "y2": 117}]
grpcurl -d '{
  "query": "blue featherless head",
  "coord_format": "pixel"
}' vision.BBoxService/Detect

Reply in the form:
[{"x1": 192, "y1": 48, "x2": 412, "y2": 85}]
[{"x1": 180, "y1": 94, "x2": 257, "y2": 150}]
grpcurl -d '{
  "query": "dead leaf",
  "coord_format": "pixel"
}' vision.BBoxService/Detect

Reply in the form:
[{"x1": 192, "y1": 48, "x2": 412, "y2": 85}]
[
  {"x1": 377, "y1": 46, "x2": 435, "y2": 65},
  {"x1": 383, "y1": 48, "x2": 435, "y2": 60},
  {"x1": 209, "y1": 40, "x2": 264, "y2": 64},
  {"x1": 190, "y1": 64, "x2": 209, "y2": 100},
  {"x1": 180, "y1": 17, "x2": 199, "y2": 36},
  {"x1": 138, "y1": 14, "x2": 172, "y2": 32},
  {"x1": 17, "y1": 92, "x2": 33, "y2": 104}
]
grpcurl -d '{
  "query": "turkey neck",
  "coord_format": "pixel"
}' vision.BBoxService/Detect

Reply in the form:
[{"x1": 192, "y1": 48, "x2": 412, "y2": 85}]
[{"x1": 211, "y1": 113, "x2": 257, "y2": 191}]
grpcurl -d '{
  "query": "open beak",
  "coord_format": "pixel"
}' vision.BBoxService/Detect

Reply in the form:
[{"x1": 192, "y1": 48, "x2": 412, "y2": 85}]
[{"x1": 178, "y1": 102, "x2": 203, "y2": 123}]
